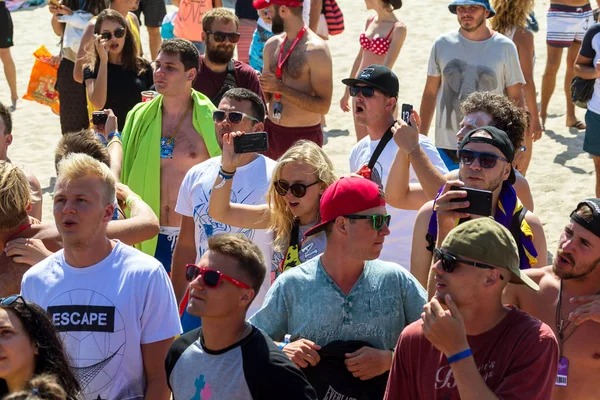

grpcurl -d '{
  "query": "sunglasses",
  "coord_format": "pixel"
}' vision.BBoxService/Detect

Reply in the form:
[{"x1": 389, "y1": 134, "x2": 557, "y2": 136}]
[
  {"x1": 185, "y1": 265, "x2": 250, "y2": 289},
  {"x1": 212, "y1": 110, "x2": 258, "y2": 125},
  {"x1": 349, "y1": 86, "x2": 376, "y2": 98},
  {"x1": 99, "y1": 27, "x2": 126, "y2": 41},
  {"x1": 344, "y1": 214, "x2": 391, "y2": 231},
  {"x1": 0, "y1": 294, "x2": 26, "y2": 307},
  {"x1": 433, "y1": 248, "x2": 501, "y2": 278},
  {"x1": 205, "y1": 30, "x2": 241, "y2": 43},
  {"x1": 275, "y1": 180, "x2": 319, "y2": 198},
  {"x1": 458, "y1": 149, "x2": 509, "y2": 169}
]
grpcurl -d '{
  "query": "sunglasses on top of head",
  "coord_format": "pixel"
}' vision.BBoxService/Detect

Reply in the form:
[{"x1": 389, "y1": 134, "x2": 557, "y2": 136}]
[
  {"x1": 275, "y1": 180, "x2": 320, "y2": 198},
  {"x1": 212, "y1": 110, "x2": 258, "y2": 125},
  {"x1": 0, "y1": 294, "x2": 27, "y2": 307},
  {"x1": 204, "y1": 30, "x2": 241, "y2": 43},
  {"x1": 458, "y1": 149, "x2": 509, "y2": 169},
  {"x1": 344, "y1": 214, "x2": 391, "y2": 231},
  {"x1": 349, "y1": 86, "x2": 376, "y2": 98},
  {"x1": 185, "y1": 265, "x2": 250, "y2": 288},
  {"x1": 99, "y1": 27, "x2": 126, "y2": 41},
  {"x1": 433, "y1": 248, "x2": 502, "y2": 279}
]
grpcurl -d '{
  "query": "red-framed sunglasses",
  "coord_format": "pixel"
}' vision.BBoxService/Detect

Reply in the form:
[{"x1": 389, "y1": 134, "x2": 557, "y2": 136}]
[{"x1": 185, "y1": 264, "x2": 250, "y2": 289}]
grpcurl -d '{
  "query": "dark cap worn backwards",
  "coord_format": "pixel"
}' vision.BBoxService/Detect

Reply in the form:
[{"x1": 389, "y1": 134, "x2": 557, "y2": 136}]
[
  {"x1": 448, "y1": 0, "x2": 496, "y2": 18},
  {"x1": 341, "y1": 65, "x2": 399, "y2": 98},
  {"x1": 460, "y1": 125, "x2": 516, "y2": 184},
  {"x1": 570, "y1": 198, "x2": 600, "y2": 239}
]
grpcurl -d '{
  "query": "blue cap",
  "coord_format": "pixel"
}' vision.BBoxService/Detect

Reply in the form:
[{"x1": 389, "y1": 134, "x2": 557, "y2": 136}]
[{"x1": 448, "y1": 0, "x2": 495, "y2": 18}]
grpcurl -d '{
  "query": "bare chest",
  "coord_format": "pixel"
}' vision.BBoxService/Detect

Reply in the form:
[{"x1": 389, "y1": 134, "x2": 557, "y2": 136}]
[{"x1": 269, "y1": 41, "x2": 309, "y2": 81}]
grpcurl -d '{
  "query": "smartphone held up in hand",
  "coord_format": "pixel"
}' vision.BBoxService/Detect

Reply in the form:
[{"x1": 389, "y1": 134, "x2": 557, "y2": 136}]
[
  {"x1": 450, "y1": 186, "x2": 493, "y2": 217},
  {"x1": 233, "y1": 132, "x2": 269, "y2": 154},
  {"x1": 401, "y1": 103, "x2": 413, "y2": 126},
  {"x1": 92, "y1": 112, "x2": 108, "y2": 126}
]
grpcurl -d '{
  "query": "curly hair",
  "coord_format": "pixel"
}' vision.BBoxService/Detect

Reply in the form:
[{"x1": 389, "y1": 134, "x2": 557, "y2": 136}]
[
  {"x1": 266, "y1": 140, "x2": 337, "y2": 253},
  {"x1": 0, "y1": 300, "x2": 80, "y2": 399},
  {"x1": 461, "y1": 91, "x2": 526, "y2": 149},
  {"x1": 490, "y1": 0, "x2": 534, "y2": 34},
  {"x1": 4, "y1": 374, "x2": 67, "y2": 400}
]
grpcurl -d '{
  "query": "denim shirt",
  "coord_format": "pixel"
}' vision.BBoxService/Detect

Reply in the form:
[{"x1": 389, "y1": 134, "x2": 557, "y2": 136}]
[{"x1": 250, "y1": 256, "x2": 427, "y2": 350}]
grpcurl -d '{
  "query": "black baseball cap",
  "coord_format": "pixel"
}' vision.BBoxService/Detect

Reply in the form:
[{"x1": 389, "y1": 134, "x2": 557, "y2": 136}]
[
  {"x1": 570, "y1": 198, "x2": 600, "y2": 239},
  {"x1": 459, "y1": 126, "x2": 516, "y2": 184},
  {"x1": 341, "y1": 65, "x2": 399, "y2": 98}
]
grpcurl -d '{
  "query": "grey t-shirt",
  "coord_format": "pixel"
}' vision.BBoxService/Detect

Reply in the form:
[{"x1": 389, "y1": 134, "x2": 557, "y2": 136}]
[
  {"x1": 165, "y1": 326, "x2": 317, "y2": 400},
  {"x1": 250, "y1": 256, "x2": 427, "y2": 350},
  {"x1": 428, "y1": 30, "x2": 525, "y2": 149}
]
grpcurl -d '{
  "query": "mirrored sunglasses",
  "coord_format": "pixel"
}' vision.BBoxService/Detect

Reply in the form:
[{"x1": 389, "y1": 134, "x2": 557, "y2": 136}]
[{"x1": 344, "y1": 214, "x2": 391, "y2": 231}]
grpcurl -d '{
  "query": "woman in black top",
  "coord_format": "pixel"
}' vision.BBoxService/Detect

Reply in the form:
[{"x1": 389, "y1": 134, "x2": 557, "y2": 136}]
[{"x1": 83, "y1": 9, "x2": 152, "y2": 131}]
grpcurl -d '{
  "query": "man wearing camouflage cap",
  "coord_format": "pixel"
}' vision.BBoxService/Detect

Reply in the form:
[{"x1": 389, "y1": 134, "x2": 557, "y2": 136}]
[{"x1": 385, "y1": 218, "x2": 558, "y2": 399}]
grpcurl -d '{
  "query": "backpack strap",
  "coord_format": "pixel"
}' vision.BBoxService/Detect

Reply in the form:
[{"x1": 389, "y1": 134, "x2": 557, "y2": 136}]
[
  {"x1": 367, "y1": 124, "x2": 394, "y2": 171},
  {"x1": 509, "y1": 206, "x2": 527, "y2": 248},
  {"x1": 210, "y1": 59, "x2": 237, "y2": 106}
]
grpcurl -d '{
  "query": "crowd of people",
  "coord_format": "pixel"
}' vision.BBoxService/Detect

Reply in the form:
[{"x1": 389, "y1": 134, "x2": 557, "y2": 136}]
[{"x1": 1, "y1": 0, "x2": 600, "y2": 398}]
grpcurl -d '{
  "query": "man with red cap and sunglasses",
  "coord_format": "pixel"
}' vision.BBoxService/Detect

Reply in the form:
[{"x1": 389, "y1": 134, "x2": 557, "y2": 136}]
[
  {"x1": 166, "y1": 233, "x2": 317, "y2": 399},
  {"x1": 253, "y1": 0, "x2": 333, "y2": 160},
  {"x1": 192, "y1": 8, "x2": 265, "y2": 108},
  {"x1": 410, "y1": 126, "x2": 546, "y2": 298},
  {"x1": 250, "y1": 177, "x2": 426, "y2": 384},
  {"x1": 385, "y1": 218, "x2": 558, "y2": 399}
]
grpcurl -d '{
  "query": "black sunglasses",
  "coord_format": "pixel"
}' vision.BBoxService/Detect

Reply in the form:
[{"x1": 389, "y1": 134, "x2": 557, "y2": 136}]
[
  {"x1": 0, "y1": 294, "x2": 26, "y2": 307},
  {"x1": 349, "y1": 86, "x2": 376, "y2": 98},
  {"x1": 433, "y1": 248, "x2": 501, "y2": 278},
  {"x1": 185, "y1": 265, "x2": 250, "y2": 288},
  {"x1": 212, "y1": 110, "x2": 258, "y2": 124},
  {"x1": 99, "y1": 27, "x2": 126, "y2": 41},
  {"x1": 275, "y1": 180, "x2": 319, "y2": 198},
  {"x1": 205, "y1": 30, "x2": 241, "y2": 43},
  {"x1": 344, "y1": 214, "x2": 391, "y2": 231},
  {"x1": 458, "y1": 149, "x2": 510, "y2": 169}
]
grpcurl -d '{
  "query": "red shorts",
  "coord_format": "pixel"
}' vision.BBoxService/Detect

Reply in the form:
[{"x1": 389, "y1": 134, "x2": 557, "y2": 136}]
[{"x1": 263, "y1": 118, "x2": 323, "y2": 160}]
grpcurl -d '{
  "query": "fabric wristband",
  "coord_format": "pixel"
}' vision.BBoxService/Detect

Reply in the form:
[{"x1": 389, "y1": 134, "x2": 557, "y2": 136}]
[
  {"x1": 278, "y1": 334, "x2": 291, "y2": 350},
  {"x1": 107, "y1": 138, "x2": 122, "y2": 148},
  {"x1": 447, "y1": 348, "x2": 472, "y2": 364},
  {"x1": 218, "y1": 170, "x2": 234, "y2": 180},
  {"x1": 108, "y1": 131, "x2": 122, "y2": 140}
]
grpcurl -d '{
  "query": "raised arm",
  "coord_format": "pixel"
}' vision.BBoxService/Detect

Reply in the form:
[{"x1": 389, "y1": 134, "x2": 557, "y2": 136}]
[
  {"x1": 208, "y1": 132, "x2": 270, "y2": 229},
  {"x1": 106, "y1": 183, "x2": 159, "y2": 245},
  {"x1": 74, "y1": 20, "x2": 96, "y2": 83},
  {"x1": 85, "y1": 38, "x2": 110, "y2": 110}
]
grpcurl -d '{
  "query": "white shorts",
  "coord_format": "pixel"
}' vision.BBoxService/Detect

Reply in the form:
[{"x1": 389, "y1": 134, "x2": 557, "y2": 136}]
[{"x1": 547, "y1": 3, "x2": 595, "y2": 47}]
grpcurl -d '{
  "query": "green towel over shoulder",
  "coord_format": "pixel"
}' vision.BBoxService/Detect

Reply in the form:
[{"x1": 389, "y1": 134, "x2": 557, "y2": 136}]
[{"x1": 121, "y1": 89, "x2": 221, "y2": 256}]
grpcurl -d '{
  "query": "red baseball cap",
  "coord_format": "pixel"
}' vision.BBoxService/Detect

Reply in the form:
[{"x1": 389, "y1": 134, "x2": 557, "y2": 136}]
[
  {"x1": 253, "y1": 0, "x2": 303, "y2": 10},
  {"x1": 304, "y1": 177, "x2": 386, "y2": 237}
]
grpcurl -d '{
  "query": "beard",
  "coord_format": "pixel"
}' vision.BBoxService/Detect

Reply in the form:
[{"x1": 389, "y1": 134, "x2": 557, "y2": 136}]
[
  {"x1": 553, "y1": 250, "x2": 600, "y2": 280},
  {"x1": 272, "y1": 12, "x2": 285, "y2": 34},
  {"x1": 459, "y1": 13, "x2": 486, "y2": 33},
  {"x1": 205, "y1": 40, "x2": 235, "y2": 65}
]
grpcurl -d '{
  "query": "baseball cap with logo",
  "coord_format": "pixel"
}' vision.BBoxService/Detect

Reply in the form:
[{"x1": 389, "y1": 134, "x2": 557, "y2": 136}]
[
  {"x1": 341, "y1": 65, "x2": 399, "y2": 98},
  {"x1": 441, "y1": 218, "x2": 539, "y2": 290},
  {"x1": 570, "y1": 198, "x2": 600, "y2": 239},
  {"x1": 448, "y1": 0, "x2": 496, "y2": 18},
  {"x1": 304, "y1": 177, "x2": 386, "y2": 237},
  {"x1": 253, "y1": 0, "x2": 302, "y2": 9},
  {"x1": 460, "y1": 126, "x2": 516, "y2": 184}
]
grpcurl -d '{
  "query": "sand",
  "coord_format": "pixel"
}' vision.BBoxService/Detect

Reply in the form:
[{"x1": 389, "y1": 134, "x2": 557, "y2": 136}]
[{"x1": 1, "y1": 0, "x2": 592, "y2": 258}]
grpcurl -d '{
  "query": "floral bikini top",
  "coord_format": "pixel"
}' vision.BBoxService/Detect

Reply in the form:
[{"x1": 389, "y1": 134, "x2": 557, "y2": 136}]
[{"x1": 359, "y1": 17, "x2": 398, "y2": 56}]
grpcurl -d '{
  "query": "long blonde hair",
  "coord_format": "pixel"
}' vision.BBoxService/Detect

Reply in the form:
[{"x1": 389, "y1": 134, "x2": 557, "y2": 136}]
[
  {"x1": 266, "y1": 141, "x2": 337, "y2": 253},
  {"x1": 490, "y1": 0, "x2": 534, "y2": 34}
]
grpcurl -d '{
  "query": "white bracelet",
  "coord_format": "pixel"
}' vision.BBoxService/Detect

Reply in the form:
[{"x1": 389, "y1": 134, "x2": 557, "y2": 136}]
[{"x1": 407, "y1": 142, "x2": 420, "y2": 155}]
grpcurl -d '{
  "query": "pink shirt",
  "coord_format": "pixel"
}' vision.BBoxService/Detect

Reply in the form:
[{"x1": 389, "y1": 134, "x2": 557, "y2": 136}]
[{"x1": 174, "y1": 0, "x2": 212, "y2": 42}]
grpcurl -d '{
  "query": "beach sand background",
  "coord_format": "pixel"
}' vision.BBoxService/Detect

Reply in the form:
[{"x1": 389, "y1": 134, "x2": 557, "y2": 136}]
[{"x1": 1, "y1": 0, "x2": 593, "y2": 261}]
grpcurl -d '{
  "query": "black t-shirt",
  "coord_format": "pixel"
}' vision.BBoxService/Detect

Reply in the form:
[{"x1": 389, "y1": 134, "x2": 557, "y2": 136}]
[
  {"x1": 84, "y1": 59, "x2": 153, "y2": 131},
  {"x1": 235, "y1": 0, "x2": 258, "y2": 21},
  {"x1": 165, "y1": 326, "x2": 318, "y2": 400}
]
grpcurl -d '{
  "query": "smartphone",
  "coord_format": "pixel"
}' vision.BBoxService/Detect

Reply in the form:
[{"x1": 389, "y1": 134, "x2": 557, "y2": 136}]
[
  {"x1": 401, "y1": 103, "x2": 413, "y2": 126},
  {"x1": 92, "y1": 112, "x2": 108, "y2": 126},
  {"x1": 449, "y1": 186, "x2": 493, "y2": 216},
  {"x1": 233, "y1": 132, "x2": 269, "y2": 154}
]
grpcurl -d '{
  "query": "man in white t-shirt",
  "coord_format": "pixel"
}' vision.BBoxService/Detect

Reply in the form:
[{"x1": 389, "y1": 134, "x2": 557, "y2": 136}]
[
  {"x1": 172, "y1": 88, "x2": 276, "y2": 333},
  {"x1": 344, "y1": 65, "x2": 448, "y2": 270},
  {"x1": 419, "y1": 0, "x2": 525, "y2": 170},
  {"x1": 21, "y1": 153, "x2": 181, "y2": 400}
]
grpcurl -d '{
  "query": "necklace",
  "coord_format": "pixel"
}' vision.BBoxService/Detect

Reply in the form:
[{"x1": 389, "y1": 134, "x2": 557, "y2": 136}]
[{"x1": 160, "y1": 102, "x2": 192, "y2": 159}]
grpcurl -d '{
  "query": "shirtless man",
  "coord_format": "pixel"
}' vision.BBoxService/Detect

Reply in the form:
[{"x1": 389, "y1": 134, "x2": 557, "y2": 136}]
[
  {"x1": 503, "y1": 199, "x2": 600, "y2": 399},
  {"x1": 540, "y1": 0, "x2": 600, "y2": 130},
  {"x1": 118, "y1": 38, "x2": 221, "y2": 269},
  {"x1": 253, "y1": 0, "x2": 333, "y2": 160},
  {"x1": 0, "y1": 102, "x2": 42, "y2": 221}
]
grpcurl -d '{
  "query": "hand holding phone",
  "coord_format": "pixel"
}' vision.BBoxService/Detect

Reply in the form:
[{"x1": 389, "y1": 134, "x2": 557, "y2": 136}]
[
  {"x1": 92, "y1": 111, "x2": 109, "y2": 127},
  {"x1": 401, "y1": 104, "x2": 413, "y2": 127},
  {"x1": 449, "y1": 186, "x2": 493, "y2": 217},
  {"x1": 233, "y1": 132, "x2": 269, "y2": 154}
]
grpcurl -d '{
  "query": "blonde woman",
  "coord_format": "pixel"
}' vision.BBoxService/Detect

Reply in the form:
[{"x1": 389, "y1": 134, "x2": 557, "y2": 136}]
[
  {"x1": 491, "y1": 0, "x2": 541, "y2": 176},
  {"x1": 209, "y1": 135, "x2": 337, "y2": 280}
]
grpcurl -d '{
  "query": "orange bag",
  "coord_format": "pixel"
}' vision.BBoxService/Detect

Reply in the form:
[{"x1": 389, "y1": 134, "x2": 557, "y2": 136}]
[{"x1": 22, "y1": 46, "x2": 60, "y2": 114}]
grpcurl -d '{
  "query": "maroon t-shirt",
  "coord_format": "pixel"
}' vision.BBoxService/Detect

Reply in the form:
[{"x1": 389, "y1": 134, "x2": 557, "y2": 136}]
[
  {"x1": 385, "y1": 307, "x2": 558, "y2": 400},
  {"x1": 193, "y1": 56, "x2": 265, "y2": 106}
]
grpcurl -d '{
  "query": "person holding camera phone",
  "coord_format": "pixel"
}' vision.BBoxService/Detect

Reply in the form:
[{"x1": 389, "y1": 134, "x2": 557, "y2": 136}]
[
  {"x1": 410, "y1": 126, "x2": 547, "y2": 295},
  {"x1": 171, "y1": 88, "x2": 275, "y2": 333},
  {"x1": 83, "y1": 9, "x2": 153, "y2": 132},
  {"x1": 344, "y1": 65, "x2": 447, "y2": 270}
]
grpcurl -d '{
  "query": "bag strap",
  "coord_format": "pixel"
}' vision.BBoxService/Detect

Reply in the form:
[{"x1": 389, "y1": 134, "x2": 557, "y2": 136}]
[
  {"x1": 509, "y1": 206, "x2": 527, "y2": 247},
  {"x1": 367, "y1": 123, "x2": 394, "y2": 170},
  {"x1": 210, "y1": 59, "x2": 237, "y2": 106}
]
